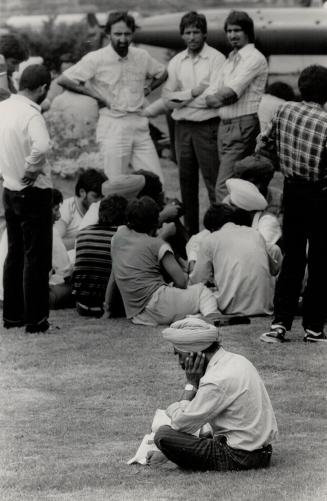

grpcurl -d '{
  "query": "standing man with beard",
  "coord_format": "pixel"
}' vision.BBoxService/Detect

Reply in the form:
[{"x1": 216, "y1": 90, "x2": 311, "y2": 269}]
[
  {"x1": 0, "y1": 65, "x2": 53, "y2": 333},
  {"x1": 162, "y1": 12, "x2": 225, "y2": 236},
  {"x1": 57, "y1": 11, "x2": 167, "y2": 184},
  {"x1": 206, "y1": 11, "x2": 268, "y2": 202}
]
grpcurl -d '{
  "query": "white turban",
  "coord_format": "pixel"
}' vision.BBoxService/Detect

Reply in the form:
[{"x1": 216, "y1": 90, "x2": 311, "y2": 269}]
[
  {"x1": 162, "y1": 318, "x2": 219, "y2": 353},
  {"x1": 102, "y1": 174, "x2": 146, "y2": 199},
  {"x1": 226, "y1": 178, "x2": 268, "y2": 211}
]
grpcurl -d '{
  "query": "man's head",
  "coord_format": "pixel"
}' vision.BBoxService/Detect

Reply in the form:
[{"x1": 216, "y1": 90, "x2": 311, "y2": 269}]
[
  {"x1": 51, "y1": 188, "x2": 63, "y2": 224},
  {"x1": 298, "y1": 65, "x2": 327, "y2": 106},
  {"x1": 98, "y1": 195, "x2": 127, "y2": 226},
  {"x1": 19, "y1": 64, "x2": 51, "y2": 104},
  {"x1": 0, "y1": 34, "x2": 28, "y2": 75},
  {"x1": 163, "y1": 318, "x2": 220, "y2": 369},
  {"x1": 203, "y1": 203, "x2": 237, "y2": 232},
  {"x1": 75, "y1": 168, "x2": 107, "y2": 211},
  {"x1": 135, "y1": 170, "x2": 164, "y2": 208},
  {"x1": 180, "y1": 11, "x2": 207, "y2": 55},
  {"x1": 126, "y1": 196, "x2": 160, "y2": 235},
  {"x1": 234, "y1": 154, "x2": 274, "y2": 195},
  {"x1": 105, "y1": 11, "x2": 136, "y2": 58},
  {"x1": 224, "y1": 11, "x2": 255, "y2": 50},
  {"x1": 266, "y1": 81, "x2": 296, "y2": 102}
]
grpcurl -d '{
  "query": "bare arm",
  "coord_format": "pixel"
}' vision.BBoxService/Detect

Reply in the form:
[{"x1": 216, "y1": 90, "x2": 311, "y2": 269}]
[
  {"x1": 56, "y1": 75, "x2": 108, "y2": 107},
  {"x1": 161, "y1": 251, "x2": 188, "y2": 289}
]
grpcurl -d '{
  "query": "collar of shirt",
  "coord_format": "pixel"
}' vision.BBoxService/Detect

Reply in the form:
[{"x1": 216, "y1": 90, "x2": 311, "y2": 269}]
[
  {"x1": 105, "y1": 43, "x2": 131, "y2": 63},
  {"x1": 181, "y1": 42, "x2": 210, "y2": 62},
  {"x1": 206, "y1": 347, "x2": 226, "y2": 370},
  {"x1": 228, "y1": 43, "x2": 255, "y2": 61},
  {"x1": 10, "y1": 93, "x2": 41, "y2": 112},
  {"x1": 302, "y1": 100, "x2": 324, "y2": 111}
]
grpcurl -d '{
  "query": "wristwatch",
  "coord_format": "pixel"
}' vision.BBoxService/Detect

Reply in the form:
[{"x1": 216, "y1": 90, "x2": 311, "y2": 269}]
[{"x1": 185, "y1": 383, "x2": 196, "y2": 391}]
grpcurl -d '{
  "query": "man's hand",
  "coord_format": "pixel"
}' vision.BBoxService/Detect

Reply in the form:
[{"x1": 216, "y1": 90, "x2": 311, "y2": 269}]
[
  {"x1": 205, "y1": 94, "x2": 223, "y2": 108},
  {"x1": 191, "y1": 82, "x2": 208, "y2": 98},
  {"x1": 21, "y1": 170, "x2": 41, "y2": 186},
  {"x1": 146, "y1": 450, "x2": 168, "y2": 467},
  {"x1": 185, "y1": 352, "x2": 206, "y2": 388},
  {"x1": 160, "y1": 203, "x2": 180, "y2": 222}
]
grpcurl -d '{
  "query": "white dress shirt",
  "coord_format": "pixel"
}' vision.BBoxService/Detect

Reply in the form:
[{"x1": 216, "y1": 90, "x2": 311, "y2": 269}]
[
  {"x1": 64, "y1": 44, "x2": 166, "y2": 118},
  {"x1": 162, "y1": 43, "x2": 225, "y2": 122},
  {"x1": 218, "y1": 44, "x2": 268, "y2": 120},
  {"x1": 167, "y1": 348, "x2": 278, "y2": 451},
  {"x1": 0, "y1": 94, "x2": 51, "y2": 191}
]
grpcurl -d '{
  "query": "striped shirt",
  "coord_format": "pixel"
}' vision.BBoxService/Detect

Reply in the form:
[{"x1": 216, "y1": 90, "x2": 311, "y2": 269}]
[
  {"x1": 218, "y1": 44, "x2": 268, "y2": 120},
  {"x1": 270, "y1": 101, "x2": 327, "y2": 182},
  {"x1": 72, "y1": 224, "x2": 117, "y2": 307}
]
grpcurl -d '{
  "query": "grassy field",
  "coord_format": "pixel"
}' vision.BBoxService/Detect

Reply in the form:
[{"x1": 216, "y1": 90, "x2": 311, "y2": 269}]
[{"x1": 0, "y1": 162, "x2": 326, "y2": 501}]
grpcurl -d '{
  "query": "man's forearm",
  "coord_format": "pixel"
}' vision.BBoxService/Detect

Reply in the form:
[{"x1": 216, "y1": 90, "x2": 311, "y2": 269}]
[
  {"x1": 147, "y1": 70, "x2": 168, "y2": 94},
  {"x1": 56, "y1": 75, "x2": 106, "y2": 106},
  {"x1": 206, "y1": 86, "x2": 238, "y2": 108}
]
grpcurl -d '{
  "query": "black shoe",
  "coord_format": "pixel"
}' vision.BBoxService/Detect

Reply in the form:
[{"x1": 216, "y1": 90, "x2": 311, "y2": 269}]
[
  {"x1": 25, "y1": 319, "x2": 50, "y2": 334},
  {"x1": 3, "y1": 319, "x2": 24, "y2": 329},
  {"x1": 303, "y1": 329, "x2": 327, "y2": 343}
]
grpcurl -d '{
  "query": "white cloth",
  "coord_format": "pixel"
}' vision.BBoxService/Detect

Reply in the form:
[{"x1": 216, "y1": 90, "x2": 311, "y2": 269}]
[
  {"x1": 190, "y1": 223, "x2": 274, "y2": 316},
  {"x1": 54, "y1": 196, "x2": 84, "y2": 241},
  {"x1": 50, "y1": 228, "x2": 73, "y2": 285},
  {"x1": 258, "y1": 93, "x2": 285, "y2": 134},
  {"x1": 64, "y1": 44, "x2": 166, "y2": 118},
  {"x1": 162, "y1": 43, "x2": 225, "y2": 122},
  {"x1": 186, "y1": 229, "x2": 210, "y2": 262},
  {"x1": 226, "y1": 178, "x2": 268, "y2": 211},
  {"x1": 163, "y1": 318, "x2": 218, "y2": 353},
  {"x1": 217, "y1": 44, "x2": 268, "y2": 120},
  {"x1": 78, "y1": 201, "x2": 100, "y2": 231},
  {"x1": 167, "y1": 348, "x2": 278, "y2": 451},
  {"x1": 96, "y1": 113, "x2": 164, "y2": 182},
  {"x1": 0, "y1": 94, "x2": 51, "y2": 191}
]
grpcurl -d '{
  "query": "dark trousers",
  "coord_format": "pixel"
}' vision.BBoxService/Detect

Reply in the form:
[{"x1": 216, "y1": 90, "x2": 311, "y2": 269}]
[
  {"x1": 154, "y1": 426, "x2": 272, "y2": 471},
  {"x1": 216, "y1": 113, "x2": 259, "y2": 202},
  {"x1": 175, "y1": 118, "x2": 219, "y2": 236},
  {"x1": 273, "y1": 179, "x2": 327, "y2": 331},
  {"x1": 3, "y1": 187, "x2": 52, "y2": 327}
]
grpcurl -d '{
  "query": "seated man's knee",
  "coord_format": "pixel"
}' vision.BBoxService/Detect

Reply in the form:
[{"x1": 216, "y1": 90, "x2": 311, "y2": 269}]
[{"x1": 154, "y1": 425, "x2": 173, "y2": 449}]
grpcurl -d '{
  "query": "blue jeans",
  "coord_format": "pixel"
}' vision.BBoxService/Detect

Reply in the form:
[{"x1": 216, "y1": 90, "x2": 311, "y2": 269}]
[{"x1": 3, "y1": 187, "x2": 52, "y2": 327}]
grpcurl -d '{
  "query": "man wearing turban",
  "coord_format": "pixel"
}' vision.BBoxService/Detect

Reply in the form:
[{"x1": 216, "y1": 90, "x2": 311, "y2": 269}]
[{"x1": 147, "y1": 318, "x2": 278, "y2": 471}]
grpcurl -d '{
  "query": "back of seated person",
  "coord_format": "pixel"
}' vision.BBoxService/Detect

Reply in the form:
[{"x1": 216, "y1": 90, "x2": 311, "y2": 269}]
[{"x1": 72, "y1": 195, "x2": 127, "y2": 318}]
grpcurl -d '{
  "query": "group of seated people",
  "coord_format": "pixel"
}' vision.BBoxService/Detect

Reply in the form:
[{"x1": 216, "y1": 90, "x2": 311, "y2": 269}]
[{"x1": 24, "y1": 150, "x2": 283, "y2": 325}]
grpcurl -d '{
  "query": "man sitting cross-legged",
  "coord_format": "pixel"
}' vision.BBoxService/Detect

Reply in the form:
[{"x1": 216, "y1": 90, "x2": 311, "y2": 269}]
[
  {"x1": 110, "y1": 196, "x2": 219, "y2": 325},
  {"x1": 147, "y1": 319, "x2": 278, "y2": 471}
]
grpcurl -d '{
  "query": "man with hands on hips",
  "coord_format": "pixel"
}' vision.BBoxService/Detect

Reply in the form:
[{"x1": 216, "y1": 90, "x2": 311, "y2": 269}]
[{"x1": 147, "y1": 318, "x2": 278, "y2": 471}]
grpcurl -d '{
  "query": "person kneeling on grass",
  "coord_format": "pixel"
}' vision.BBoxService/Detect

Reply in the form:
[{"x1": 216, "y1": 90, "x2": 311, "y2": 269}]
[
  {"x1": 147, "y1": 319, "x2": 278, "y2": 471},
  {"x1": 109, "y1": 196, "x2": 219, "y2": 325}
]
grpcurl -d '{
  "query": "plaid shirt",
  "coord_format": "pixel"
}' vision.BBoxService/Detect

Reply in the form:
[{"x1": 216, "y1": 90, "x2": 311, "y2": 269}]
[{"x1": 269, "y1": 101, "x2": 327, "y2": 182}]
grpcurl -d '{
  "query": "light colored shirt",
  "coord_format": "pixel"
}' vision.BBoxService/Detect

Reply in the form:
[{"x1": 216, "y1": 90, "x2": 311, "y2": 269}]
[
  {"x1": 162, "y1": 43, "x2": 225, "y2": 122},
  {"x1": 258, "y1": 93, "x2": 285, "y2": 134},
  {"x1": 167, "y1": 348, "x2": 278, "y2": 451},
  {"x1": 78, "y1": 201, "x2": 100, "y2": 231},
  {"x1": 111, "y1": 225, "x2": 172, "y2": 318},
  {"x1": 190, "y1": 222, "x2": 274, "y2": 315},
  {"x1": 0, "y1": 94, "x2": 51, "y2": 191},
  {"x1": 64, "y1": 44, "x2": 166, "y2": 118},
  {"x1": 218, "y1": 44, "x2": 268, "y2": 120},
  {"x1": 55, "y1": 196, "x2": 84, "y2": 241}
]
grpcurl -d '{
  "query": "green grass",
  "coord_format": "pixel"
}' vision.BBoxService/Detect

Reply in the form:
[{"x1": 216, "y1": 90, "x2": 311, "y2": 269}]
[{"x1": 1, "y1": 162, "x2": 326, "y2": 500}]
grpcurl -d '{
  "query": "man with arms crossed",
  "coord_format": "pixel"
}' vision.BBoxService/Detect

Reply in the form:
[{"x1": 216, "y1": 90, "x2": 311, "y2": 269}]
[
  {"x1": 206, "y1": 11, "x2": 268, "y2": 201},
  {"x1": 57, "y1": 11, "x2": 167, "y2": 183},
  {"x1": 0, "y1": 65, "x2": 53, "y2": 333},
  {"x1": 147, "y1": 320, "x2": 277, "y2": 471},
  {"x1": 162, "y1": 12, "x2": 225, "y2": 236}
]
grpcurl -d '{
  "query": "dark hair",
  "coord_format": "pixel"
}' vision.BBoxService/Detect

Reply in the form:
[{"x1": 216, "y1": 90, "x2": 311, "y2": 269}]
[
  {"x1": 98, "y1": 195, "x2": 127, "y2": 226},
  {"x1": 266, "y1": 81, "x2": 295, "y2": 102},
  {"x1": 224, "y1": 11, "x2": 255, "y2": 43},
  {"x1": 179, "y1": 11, "x2": 207, "y2": 35},
  {"x1": 105, "y1": 11, "x2": 136, "y2": 34},
  {"x1": 75, "y1": 168, "x2": 107, "y2": 197},
  {"x1": 203, "y1": 341, "x2": 221, "y2": 354},
  {"x1": 0, "y1": 34, "x2": 28, "y2": 62},
  {"x1": 52, "y1": 188, "x2": 63, "y2": 207},
  {"x1": 126, "y1": 196, "x2": 159, "y2": 234},
  {"x1": 298, "y1": 65, "x2": 327, "y2": 105},
  {"x1": 134, "y1": 170, "x2": 163, "y2": 207},
  {"x1": 203, "y1": 203, "x2": 237, "y2": 232},
  {"x1": 19, "y1": 65, "x2": 51, "y2": 91}
]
